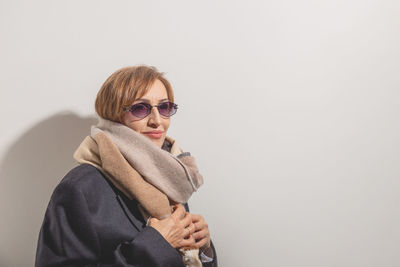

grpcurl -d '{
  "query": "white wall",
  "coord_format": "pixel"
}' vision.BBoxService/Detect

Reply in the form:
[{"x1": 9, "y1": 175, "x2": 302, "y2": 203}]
[{"x1": 1, "y1": 0, "x2": 400, "y2": 266}]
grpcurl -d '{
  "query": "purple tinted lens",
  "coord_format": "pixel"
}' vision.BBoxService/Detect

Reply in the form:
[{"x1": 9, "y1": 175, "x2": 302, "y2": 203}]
[
  {"x1": 130, "y1": 103, "x2": 150, "y2": 118},
  {"x1": 158, "y1": 102, "x2": 176, "y2": 117}
]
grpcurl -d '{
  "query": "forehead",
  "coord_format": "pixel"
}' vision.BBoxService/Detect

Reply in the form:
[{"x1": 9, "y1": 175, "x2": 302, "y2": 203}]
[{"x1": 134, "y1": 79, "x2": 169, "y2": 103}]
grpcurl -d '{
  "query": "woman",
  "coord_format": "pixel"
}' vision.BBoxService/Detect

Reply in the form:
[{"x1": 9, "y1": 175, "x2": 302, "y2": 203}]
[{"x1": 35, "y1": 65, "x2": 217, "y2": 267}]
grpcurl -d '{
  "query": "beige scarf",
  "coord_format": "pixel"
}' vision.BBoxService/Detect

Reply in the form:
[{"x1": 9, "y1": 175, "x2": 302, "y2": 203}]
[{"x1": 73, "y1": 117, "x2": 203, "y2": 266}]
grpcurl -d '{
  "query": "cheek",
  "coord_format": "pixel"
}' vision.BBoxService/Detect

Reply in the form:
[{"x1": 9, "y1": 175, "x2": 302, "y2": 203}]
[
  {"x1": 163, "y1": 119, "x2": 170, "y2": 131},
  {"x1": 128, "y1": 122, "x2": 142, "y2": 132},
  {"x1": 122, "y1": 114, "x2": 145, "y2": 132}
]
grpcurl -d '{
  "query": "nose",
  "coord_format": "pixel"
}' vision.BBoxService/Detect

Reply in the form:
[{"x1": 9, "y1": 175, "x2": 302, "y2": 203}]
[{"x1": 147, "y1": 106, "x2": 161, "y2": 127}]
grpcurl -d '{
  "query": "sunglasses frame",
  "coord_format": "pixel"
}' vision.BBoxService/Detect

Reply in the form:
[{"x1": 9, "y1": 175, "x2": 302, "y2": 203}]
[{"x1": 122, "y1": 101, "x2": 178, "y2": 119}]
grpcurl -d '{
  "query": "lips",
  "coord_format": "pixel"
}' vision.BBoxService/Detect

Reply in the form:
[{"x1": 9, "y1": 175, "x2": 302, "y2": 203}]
[{"x1": 143, "y1": 131, "x2": 164, "y2": 139}]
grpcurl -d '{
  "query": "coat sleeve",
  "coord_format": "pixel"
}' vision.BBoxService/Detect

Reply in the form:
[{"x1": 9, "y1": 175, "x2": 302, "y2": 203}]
[
  {"x1": 35, "y1": 180, "x2": 185, "y2": 267},
  {"x1": 201, "y1": 240, "x2": 218, "y2": 267},
  {"x1": 183, "y1": 203, "x2": 218, "y2": 267}
]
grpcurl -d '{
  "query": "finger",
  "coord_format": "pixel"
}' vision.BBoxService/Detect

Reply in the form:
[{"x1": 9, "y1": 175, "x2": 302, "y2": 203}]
[
  {"x1": 184, "y1": 224, "x2": 194, "y2": 238},
  {"x1": 182, "y1": 226, "x2": 193, "y2": 239},
  {"x1": 171, "y1": 204, "x2": 186, "y2": 220},
  {"x1": 180, "y1": 235, "x2": 196, "y2": 248},
  {"x1": 193, "y1": 220, "x2": 207, "y2": 232},
  {"x1": 184, "y1": 223, "x2": 195, "y2": 238},
  {"x1": 188, "y1": 223, "x2": 195, "y2": 234},
  {"x1": 195, "y1": 236, "x2": 210, "y2": 249},
  {"x1": 191, "y1": 214, "x2": 202, "y2": 223},
  {"x1": 185, "y1": 227, "x2": 191, "y2": 238},
  {"x1": 148, "y1": 217, "x2": 159, "y2": 224},
  {"x1": 192, "y1": 229, "x2": 208, "y2": 241},
  {"x1": 181, "y1": 212, "x2": 192, "y2": 228}
]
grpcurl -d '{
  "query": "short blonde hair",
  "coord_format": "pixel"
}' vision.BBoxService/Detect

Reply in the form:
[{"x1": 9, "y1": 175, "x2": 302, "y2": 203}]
[{"x1": 95, "y1": 65, "x2": 174, "y2": 122}]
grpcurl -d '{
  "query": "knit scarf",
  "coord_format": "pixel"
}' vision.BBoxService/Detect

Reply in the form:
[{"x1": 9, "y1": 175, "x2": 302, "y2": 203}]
[{"x1": 73, "y1": 117, "x2": 203, "y2": 266}]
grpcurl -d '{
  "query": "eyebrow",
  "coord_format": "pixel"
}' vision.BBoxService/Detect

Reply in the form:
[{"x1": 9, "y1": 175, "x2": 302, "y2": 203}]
[{"x1": 134, "y1": 98, "x2": 169, "y2": 103}]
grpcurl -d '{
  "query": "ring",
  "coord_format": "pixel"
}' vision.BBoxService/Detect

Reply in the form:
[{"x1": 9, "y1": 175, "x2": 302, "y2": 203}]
[{"x1": 188, "y1": 226, "x2": 194, "y2": 235}]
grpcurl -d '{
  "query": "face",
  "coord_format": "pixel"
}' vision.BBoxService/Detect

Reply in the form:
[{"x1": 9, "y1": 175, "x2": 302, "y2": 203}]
[{"x1": 120, "y1": 79, "x2": 171, "y2": 148}]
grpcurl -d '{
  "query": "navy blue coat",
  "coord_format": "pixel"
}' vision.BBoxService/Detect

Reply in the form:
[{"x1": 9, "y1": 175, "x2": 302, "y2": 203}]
[{"x1": 35, "y1": 164, "x2": 217, "y2": 267}]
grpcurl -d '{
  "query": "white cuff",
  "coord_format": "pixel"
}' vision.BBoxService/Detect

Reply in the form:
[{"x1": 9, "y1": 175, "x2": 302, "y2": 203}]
[{"x1": 200, "y1": 251, "x2": 213, "y2": 263}]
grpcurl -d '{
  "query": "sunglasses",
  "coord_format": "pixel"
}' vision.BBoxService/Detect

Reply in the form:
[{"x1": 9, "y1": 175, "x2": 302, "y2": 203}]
[{"x1": 123, "y1": 101, "x2": 178, "y2": 119}]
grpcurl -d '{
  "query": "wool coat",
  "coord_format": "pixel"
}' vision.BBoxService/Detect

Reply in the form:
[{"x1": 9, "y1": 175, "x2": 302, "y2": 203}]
[{"x1": 35, "y1": 163, "x2": 217, "y2": 267}]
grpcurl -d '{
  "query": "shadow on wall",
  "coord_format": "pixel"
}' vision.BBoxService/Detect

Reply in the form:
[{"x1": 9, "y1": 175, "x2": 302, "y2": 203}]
[{"x1": 0, "y1": 111, "x2": 97, "y2": 267}]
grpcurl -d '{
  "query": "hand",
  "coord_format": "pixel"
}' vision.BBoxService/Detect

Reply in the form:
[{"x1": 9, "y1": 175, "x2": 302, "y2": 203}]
[
  {"x1": 191, "y1": 214, "x2": 211, "y2": 250},
  {"x1": 148, "y1": 204, "x2": 196, "y2": 248}
]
